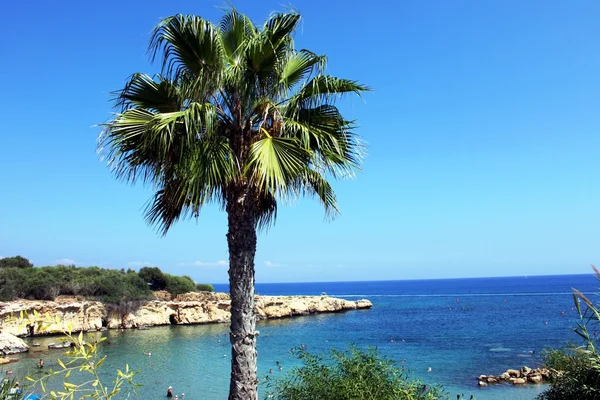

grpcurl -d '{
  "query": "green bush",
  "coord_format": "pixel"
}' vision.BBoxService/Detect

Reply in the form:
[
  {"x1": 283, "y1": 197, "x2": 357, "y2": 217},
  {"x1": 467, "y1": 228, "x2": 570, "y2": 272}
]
[
  {"x1": 538, "y1": 347, "x2": 600, "y2": 400},
  {"x1": 266, "y1": 346, "x2": 444, "y2": 400},
  {"x1": 538, "y1": 266, "x2": 600, "y2": 400},
  {"x1": 138, "y1": 266, "x2": 167, "y2": 291},
  {"x1": 164, "y1": 274, "x2": 197, "y2": 296},
  {"x1": 0, "y1": 259, "x2": 213, "y2": 303},
  {"x1": 0, "y1": 255, "x2": 33, "y2": 269},
  {"x1": 196, "y1": 283, "x2": 214, "y2": 292}
]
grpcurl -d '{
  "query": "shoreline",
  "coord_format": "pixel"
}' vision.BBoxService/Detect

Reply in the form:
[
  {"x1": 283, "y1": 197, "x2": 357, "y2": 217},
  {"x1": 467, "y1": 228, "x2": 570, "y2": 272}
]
[{"x1": 0, "y1": 292, "x2": 372, "y2": 339}]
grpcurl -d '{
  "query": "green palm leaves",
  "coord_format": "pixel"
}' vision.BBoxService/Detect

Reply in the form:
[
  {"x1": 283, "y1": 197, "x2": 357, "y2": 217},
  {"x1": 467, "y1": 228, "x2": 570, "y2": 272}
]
[{"x1": 100, "y1": 7, "x2": 369, "y2": 233}]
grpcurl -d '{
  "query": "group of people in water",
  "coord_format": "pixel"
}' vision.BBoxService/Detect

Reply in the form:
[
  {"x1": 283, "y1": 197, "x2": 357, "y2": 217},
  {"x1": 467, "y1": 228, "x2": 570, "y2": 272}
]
[{"x1": 166, "y1": 386, "x2": 184, "y2": 398}]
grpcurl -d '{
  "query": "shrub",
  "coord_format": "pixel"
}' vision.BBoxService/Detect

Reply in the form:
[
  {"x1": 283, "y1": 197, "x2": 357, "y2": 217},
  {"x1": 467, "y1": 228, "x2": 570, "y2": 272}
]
[
  {"x1": 0, "y1": 255, "x2": 33, "y2": 269},
  {"x1": 538, "y1": 347, "x2": 600, "y2": 400},
  {"x1": 138, "y1": 267, "x2": 167, "y2": 291},
  {"x1": 266, "y1": 346, "x2": 444, "y2": 400},
  {"x1": 0, "y1": 260, "x2": 213, "y2": 303},
  {"x1": 196, "y1": 283, "x2": 214, "y2": 292},
  {"x1": 538, "y1": 266, "x2": 600, "y2": 400},
  {"x1": 164, "y1": 274, "x2": 197, "y2": 296}
]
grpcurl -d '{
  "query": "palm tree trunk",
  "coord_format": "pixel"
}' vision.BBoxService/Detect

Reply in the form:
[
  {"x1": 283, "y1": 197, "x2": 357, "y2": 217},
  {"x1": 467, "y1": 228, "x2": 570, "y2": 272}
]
[{"x1": 227, "y1": 187, "x2": 258, "y2": 400}]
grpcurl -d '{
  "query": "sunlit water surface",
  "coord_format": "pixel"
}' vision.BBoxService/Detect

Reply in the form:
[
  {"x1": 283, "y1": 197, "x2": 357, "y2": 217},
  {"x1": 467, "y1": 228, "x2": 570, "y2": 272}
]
[{"x1": 6, "y1": 274, "x2": 595, "y2": 400}]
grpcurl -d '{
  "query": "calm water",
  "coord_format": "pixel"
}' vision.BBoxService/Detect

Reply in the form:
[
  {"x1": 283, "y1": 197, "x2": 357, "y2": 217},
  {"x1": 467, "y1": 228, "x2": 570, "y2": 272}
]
[{"x1": 6, "y1": 274, "x2": 597, "y2": 400}]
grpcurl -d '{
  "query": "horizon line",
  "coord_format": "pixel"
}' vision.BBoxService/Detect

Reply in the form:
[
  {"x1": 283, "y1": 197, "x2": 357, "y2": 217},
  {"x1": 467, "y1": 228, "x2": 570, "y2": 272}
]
[{"x1": 211, "y1": 271, "x2": 594, "y2": 286}]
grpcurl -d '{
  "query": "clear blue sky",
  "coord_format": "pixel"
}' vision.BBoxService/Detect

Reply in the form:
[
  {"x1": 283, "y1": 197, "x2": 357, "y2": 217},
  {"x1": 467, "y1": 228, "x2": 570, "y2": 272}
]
[{"x1": 1, "y1": 0, "x2": 599, "y2": 283}]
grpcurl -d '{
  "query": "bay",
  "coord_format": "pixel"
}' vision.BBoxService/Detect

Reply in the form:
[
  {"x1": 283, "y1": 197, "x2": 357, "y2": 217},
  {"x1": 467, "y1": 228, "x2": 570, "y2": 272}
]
[{"x1": 8, "y1": 274, "x2": 596, "y2": 399}]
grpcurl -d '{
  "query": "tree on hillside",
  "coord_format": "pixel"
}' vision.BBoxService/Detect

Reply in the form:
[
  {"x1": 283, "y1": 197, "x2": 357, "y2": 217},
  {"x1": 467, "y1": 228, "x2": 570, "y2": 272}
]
[
  {"x1": 99, "y1": 8, "x2": 367, "y2": 400},
  {"x1": 138, "y1": 266, "x2": 167, "y2": 290},
  {"x1": 0, "y1": 255, "x2": 33, "y2": 269}
]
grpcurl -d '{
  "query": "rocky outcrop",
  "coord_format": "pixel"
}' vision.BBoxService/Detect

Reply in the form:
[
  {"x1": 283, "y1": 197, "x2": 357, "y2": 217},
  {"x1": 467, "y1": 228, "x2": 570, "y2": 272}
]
[
  {"x1": 477, "y1": 366, "x2": 552, "y2": 386},
  {"x1": 0, "y1": 293, "x2": 372, "y2": 337},
  {"x1": 0, "y1": 332, "x2": 29, "y2": 355}
]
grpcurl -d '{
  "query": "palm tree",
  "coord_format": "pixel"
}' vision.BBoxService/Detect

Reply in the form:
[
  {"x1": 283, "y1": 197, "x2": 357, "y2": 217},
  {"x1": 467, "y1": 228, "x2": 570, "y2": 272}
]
[{"x1": 99, "y1": 8, "x2": 368, "y2": 400}]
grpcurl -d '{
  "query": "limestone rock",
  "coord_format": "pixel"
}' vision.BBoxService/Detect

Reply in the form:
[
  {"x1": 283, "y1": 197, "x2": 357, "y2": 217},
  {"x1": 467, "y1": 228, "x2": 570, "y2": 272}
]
[
  {"x1": 506, "y1": 369, "x2": 521, "y2": 377},
  {"x1": 528, "y1": 374, "x2": 543, "y2": 383},
  {"x1": 0, "y1": 294, "x2": 371, "y2": 336},
  {"x1": 0, "y1": 333, "x2": 29, "y2": 355},
  {"x1": 512, "y1": 378, "x2": 526, "y2": 385},
  {"x1": 478, "y1": 381, "x2": 488, "y2": 387},
  {"x1": 152, "y1": 291, "x2": 172, "y2": 301}
]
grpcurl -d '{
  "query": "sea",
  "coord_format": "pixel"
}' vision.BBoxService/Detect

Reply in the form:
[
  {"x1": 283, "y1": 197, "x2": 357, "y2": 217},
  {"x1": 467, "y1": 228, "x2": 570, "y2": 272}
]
[{"x1": 5, "y1": 274, "x2": 597, "y2": 400}]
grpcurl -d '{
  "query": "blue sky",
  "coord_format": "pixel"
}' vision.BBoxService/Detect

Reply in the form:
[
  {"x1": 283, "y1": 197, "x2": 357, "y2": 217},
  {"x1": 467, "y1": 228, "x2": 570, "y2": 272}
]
[{"x1": 1, "y1": 0, "x2": 599, "y2": 283}]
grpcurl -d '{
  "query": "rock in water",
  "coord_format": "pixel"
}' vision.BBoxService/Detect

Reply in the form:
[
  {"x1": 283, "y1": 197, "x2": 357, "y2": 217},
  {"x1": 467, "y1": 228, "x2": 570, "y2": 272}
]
[
  {"x1": 528, "y1": 374, "x2": 543, "y2": 383},
  {"x1": 0, "y1": 332, "x2": 29, "y2": 355}
]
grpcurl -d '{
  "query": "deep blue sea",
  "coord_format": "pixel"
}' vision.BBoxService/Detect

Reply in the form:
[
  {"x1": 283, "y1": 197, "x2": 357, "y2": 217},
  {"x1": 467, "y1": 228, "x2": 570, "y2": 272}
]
[{"x1": 7, "y1": 274, "x2": 597, "y2": 399}]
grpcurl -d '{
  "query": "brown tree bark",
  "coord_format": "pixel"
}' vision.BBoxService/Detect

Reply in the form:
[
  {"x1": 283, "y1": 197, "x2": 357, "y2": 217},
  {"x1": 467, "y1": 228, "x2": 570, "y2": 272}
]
[{"x1": 227, "y1": 185, "x2": 259, "y2": 400}]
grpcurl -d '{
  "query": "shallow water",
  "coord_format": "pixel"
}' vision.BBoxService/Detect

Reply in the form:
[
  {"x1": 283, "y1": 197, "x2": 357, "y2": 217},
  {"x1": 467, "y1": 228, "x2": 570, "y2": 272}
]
[{"x1": 5, "y1": 274, "x2": 595, "y2": 399}]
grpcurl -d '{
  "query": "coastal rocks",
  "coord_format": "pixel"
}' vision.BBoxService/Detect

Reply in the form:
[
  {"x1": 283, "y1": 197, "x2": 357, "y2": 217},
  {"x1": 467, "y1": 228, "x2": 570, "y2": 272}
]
[
  {"x1": 529, "y1": 374, "x2": 543, "y2": 383},
  {"x1": 152, "y1": 291, "x2": 172, "y2": 301},
  {"x1": 0, "y1": 294, "x2": 372, "y2": 337},
  {"x1": 477, "y1": 366, "x2": 553, "y2": 387},
  {"x1": 48, "y1": 342, "x2": 72, "y2": 349},
  {"x1": 0, "y1": 333, "x2": 29, "y2": 355},
  {"x1": 254, "y1": 295, "x2": 370, "y2": 319},
  {"x1": 0, "y1": 299, "x2": 105, "y2": 336}
]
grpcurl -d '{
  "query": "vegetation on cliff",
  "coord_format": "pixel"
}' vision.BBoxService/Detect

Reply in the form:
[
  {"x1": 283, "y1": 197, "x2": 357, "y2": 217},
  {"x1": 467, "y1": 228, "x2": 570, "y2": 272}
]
[{"x1": 0, "y1": 256, "x2": 213, "y2": 303}]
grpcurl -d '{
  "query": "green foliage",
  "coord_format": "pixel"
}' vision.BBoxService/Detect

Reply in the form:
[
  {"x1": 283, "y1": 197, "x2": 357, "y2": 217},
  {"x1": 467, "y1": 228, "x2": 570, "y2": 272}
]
[
  {"x1": 138, "y1": 267, "x2": 167, "y2": 291},
  {"x1": 0, "y1": 377, "x2": 23, "y2": 400},
  {"x1": 196, "y1": 283, "x2": 214, "y2": 292},
  {"x1": 10, "y1": 311, "x2": 140, "y2": 399},
  {"x1": 164, "y1": 274, "x2": 196, "y2": 296},
  {"x1": 266, "y1": 346, "x2": 444, "y2": 400},
  {"x1": 0, "y1": 263, "x2": 212, "y2": 303},
  {"x1": 99, "y1": 8, "x2": 369, "y2": 235},
  {"x1": 538, "y1": 347, "x2": 600, "y2": 400},
  {"x1": 0, "y1": 255, "x2": 33, "y2": 269},
  {"x1": 538, "y1": 266, "x2": 600, "y2": 400}
]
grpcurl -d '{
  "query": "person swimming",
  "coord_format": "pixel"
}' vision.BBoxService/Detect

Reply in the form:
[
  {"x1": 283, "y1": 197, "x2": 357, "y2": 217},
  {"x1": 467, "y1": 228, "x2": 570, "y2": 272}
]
[{"x1": 167, "y1": 386, "x2": 173, "y2": 397}]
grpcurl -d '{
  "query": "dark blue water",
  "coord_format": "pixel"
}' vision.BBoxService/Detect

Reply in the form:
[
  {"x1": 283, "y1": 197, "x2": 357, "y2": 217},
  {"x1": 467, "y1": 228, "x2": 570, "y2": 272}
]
[{"x1": 10, "y1": 274, "x2": 597, "y2": 399}]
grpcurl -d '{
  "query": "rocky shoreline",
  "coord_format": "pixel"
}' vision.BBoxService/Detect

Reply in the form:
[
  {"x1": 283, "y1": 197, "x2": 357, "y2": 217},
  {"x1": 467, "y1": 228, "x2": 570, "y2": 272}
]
[
  {"x1": 477, "y1": 366, "x2": 553, "y2": 386},
  {"x1": 0, "y1": 292, "x2": 372, "y2": 352}
]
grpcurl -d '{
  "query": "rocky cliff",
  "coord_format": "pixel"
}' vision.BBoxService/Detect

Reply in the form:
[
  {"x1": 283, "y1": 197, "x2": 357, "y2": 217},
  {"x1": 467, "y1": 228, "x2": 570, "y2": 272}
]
[{"x1": 0, "y1": 293, "x2": 372, "y2": 337}]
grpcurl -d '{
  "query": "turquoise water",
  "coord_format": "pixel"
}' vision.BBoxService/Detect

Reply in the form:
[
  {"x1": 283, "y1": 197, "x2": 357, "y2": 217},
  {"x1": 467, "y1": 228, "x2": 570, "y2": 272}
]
[{"x1": 4, "y1": 274, "x2": 596, "y2": 399}]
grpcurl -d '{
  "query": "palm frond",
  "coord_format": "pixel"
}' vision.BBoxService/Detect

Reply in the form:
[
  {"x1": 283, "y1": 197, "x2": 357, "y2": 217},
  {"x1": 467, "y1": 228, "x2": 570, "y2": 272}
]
[
  {"x1": 278, "y1": 50, "x2": 326, "y2": 93},
  {"x1": 149, "y1": 14, "x2": 224, "y2": 82},
  {"x1": 294, "y1": 168, "x2": 339, "y2": 218},
  {"x1": 219, "y1": 7, "x2": 257, "y2": 64},
  {"x1": 100, "y1": 108, "x2": 163, "y2": 184},
  {"x1": 264, "y1": 11, "x2": 301, "y2": 45},
  {"x1": 115, "y1": 73, "x2": 181, "y2": 113},
  {"x1": 283, "y1": 104, "x2": 364, "y2": 178},
  {"x1": 246, "y1": 135, "x2": 309, "y2": 194},
  {"x1": 144, "y1": 134, "x2": 234, "y2": 234},
  {"x1": 254, "y1": 190, "x2": 277, "y2": 231},
  {"x1": 286, "y1": 76, "x2": 371, "y2": 113}
]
